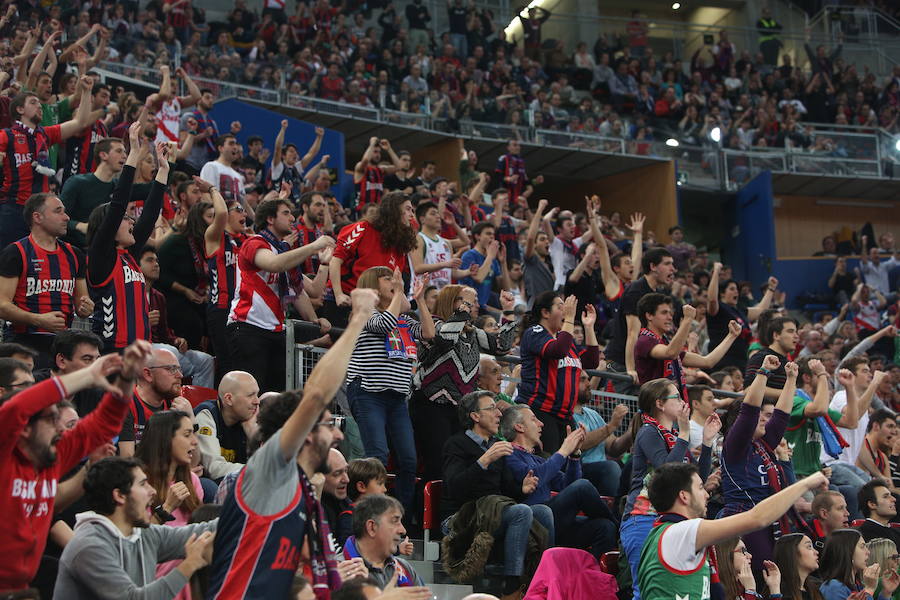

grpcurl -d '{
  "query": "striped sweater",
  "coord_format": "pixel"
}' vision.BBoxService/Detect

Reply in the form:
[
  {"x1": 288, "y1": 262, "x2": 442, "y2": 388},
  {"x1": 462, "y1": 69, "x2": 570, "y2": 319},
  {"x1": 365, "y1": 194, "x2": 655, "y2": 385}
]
[{"x1": 346, "y1": 309, "x2": 423, "y2": 395}]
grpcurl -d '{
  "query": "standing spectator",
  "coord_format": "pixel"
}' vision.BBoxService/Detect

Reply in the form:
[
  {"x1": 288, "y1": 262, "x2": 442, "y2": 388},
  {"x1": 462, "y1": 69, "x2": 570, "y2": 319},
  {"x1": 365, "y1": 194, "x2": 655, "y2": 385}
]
[
  {"x1": 329, "y1": 192, "x2": 418, "y2": 327},
  {"x1": 227, "y1": 199, "x2": 333, "y2": 393},
  {"x1": 447, "y1": 0, "x2": 471, "y2": 61},
  {"x1": 523, "y1": 199, "x2": 557, "y2": 309},
  {"x1": 148, "y1": 67, "x2": 202, "y2": 145},
  {"x1": 0, "y1": 193, "x2": 94, "y2": 366},
  {"x1": 0, "y1": 340, "x2": 151, "y2": 592},
  {"x1": 626, "y1": 11, "x2": 649, "y2": 57},
  {"x1": 495, "y1": 139, "x2": 543, "y2": 208},
  {"x1": 518, "y1": 6, "x2": 551, "y2": 61},
  {"x1": 517, "y1": 293, "x2": 600, "y2": 453},
  {"x1": 858, "y1": 242, "x2": 898, "y2": 298},
  {"x1": 819, "y1": 529, "x2": 898, "y2": 600},
  {"x1": 61, "y1": 137, "x2": 127, "y2": 248},
  {"x1": 856, "y1": 409, "x2": 898, "y2": 485},
  {"x1": 354, "y1": 137, "x2": 404, "y2": 212},
  {"x1": 707, "y1": 262, "x2": 778, "y2": 372},
  {"x1": 406, "y1": 0, "x2": 431, "y2": 53},
  {"x1": 86, "y1": 127, "x2": 167, "y2": 353},
  {"x1": 550, "y1": 212, "x2": 593, "y2": 291},
  {"x1": 0, "y1": 80, "x2": 94, "y2": 248},
  {"x1": 459, "y1": 222, "x2": 511, "y2": 313},
  {"x1": 757, "y1": 7, "x2": 783, "y2": 66},
  {"x1": 829, "y1": 257, "x2": 857, "y2": 306},
  {"x1": 742, "y1": 317, "x2": 799, "y2": 397},
  {"x1": 409, "y1": 201, "x2": 466, "y2": 292},
  {"x1": 666, "y1": 226, "x2": 696, "y2": 272},
  {"x1": 199, "y1": 134, "x2": 246, "y2": 204},
  {"x1": 205, "y1": 290, "x2": 370, "y2": 598},
  {"x1": 413, "y1": 285, "x2": 518, "y2": 481},
  {"x1": 804, "y1": 29, "x2": 843, "y2": 76},
  {"x1": 189, "y1": 89, "x2": 240, "y2": 169},
  {"x1": 271, "y1": 121, "x2": 324, "y2": 204},
  {"x1": 61, "y1": 83, "x2": 113, "y2": 185},
  {"x1": 346, "y1": 267, "x2": 434, "y2": 514}
]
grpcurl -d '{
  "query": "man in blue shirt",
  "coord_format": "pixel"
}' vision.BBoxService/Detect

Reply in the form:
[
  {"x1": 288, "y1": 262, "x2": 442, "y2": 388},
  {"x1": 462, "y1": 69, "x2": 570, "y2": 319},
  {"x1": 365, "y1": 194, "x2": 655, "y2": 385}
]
[
  {"x1": 502, "y1": 404, "x2": 618, "y2": 559},
  {"x1": 572, "y1": 371, "x2": 631, "y2": 497},
  {"x1": 460, "y1": 222, "x2": 511, "y2": 313}
]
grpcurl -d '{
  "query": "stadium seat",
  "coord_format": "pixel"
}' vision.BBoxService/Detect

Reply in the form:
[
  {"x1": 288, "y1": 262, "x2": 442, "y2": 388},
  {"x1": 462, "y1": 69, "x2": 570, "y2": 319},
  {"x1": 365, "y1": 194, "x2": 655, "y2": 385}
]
[
  {"x1": 423, "y1": 480, "x2": 442, "y2": 561},
  {"x1": 599, "y1": 550, "x2": 620, "y2": 576},
  {"x1": 181, "y1": 385, "x2": 217, "y2": 408}
]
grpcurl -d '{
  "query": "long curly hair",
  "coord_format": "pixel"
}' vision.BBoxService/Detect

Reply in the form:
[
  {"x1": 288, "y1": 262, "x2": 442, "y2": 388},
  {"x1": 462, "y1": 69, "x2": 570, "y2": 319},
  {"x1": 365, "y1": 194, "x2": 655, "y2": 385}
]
[{"x1": 372, "y1": 192, "x2": 417, "y2": 254}]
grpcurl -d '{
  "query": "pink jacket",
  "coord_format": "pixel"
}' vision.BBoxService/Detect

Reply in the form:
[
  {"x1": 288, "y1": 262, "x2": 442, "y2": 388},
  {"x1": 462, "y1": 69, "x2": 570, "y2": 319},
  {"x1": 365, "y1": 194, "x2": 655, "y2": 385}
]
[{"x1": 523, "y1": 548, "x2": 618, "y2": 600}]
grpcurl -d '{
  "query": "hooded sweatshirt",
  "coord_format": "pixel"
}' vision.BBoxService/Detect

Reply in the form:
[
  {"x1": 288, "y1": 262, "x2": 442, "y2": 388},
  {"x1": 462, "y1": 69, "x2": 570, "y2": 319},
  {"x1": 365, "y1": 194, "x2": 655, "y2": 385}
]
[{"x1": 54, "y1": 511, "x2": 217, "y2": 600}]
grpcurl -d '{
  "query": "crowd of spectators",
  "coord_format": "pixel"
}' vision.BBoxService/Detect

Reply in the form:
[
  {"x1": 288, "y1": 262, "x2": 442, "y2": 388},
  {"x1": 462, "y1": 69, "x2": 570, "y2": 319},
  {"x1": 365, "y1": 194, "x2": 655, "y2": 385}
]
[{"x1": 3, "y1": 2, "x2": 900, "y2": 600}]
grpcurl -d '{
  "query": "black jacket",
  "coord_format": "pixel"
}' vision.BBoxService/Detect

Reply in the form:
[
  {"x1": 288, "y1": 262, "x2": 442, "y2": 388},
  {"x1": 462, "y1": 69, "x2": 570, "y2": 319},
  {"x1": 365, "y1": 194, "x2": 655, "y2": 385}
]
[{"x1": 441, "y1": 431, "x2": 524, "y2": 520}]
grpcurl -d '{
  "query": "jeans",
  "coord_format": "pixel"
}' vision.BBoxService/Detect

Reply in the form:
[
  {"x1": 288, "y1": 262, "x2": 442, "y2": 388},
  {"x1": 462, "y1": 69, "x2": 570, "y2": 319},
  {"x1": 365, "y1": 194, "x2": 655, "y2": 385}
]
[
  {"x1": 828, "y1": 461, "x2": 871, "y2": 487},
  {"x1": 0, "y1": 202, "x2": 28, "y2": 249},
  {"x1": 449, "y1": 32, "x2": 468, "y2": 59},
  {"x1": 154, "y1": 343, "x2": 215, "y2": 389},
  {"x1": 583, "y1": 460, "x2": 624, "y2": 498},
  {"x1": 547, "y1": 479, "x2": 618, "y2": 558},
  {"x1": 621, "y1": 514, "x2": 657, "y2": 600},
  {"x1": 347, "y1": 378, "x2": 417, "y2": 513}
]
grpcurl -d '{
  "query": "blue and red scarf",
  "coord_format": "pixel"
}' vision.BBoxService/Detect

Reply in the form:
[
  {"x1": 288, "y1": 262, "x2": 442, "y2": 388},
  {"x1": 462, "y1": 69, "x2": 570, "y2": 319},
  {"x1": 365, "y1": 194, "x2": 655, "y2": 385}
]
[{"x1": 342, "y1": 536, "x2": 414, "y2": 586}]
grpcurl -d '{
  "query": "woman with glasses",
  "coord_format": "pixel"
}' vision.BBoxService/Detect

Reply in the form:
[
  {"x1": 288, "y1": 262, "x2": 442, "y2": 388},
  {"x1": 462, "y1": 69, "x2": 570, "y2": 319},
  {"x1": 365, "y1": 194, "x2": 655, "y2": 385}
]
[
  {"x1": 773, "y1": 533, "x2": 822, "y2": 600},
  {"x1": 868, "y1": 539, "x2": 900, "y2": 600},
  {"x1": 719, "y1": 356, "x2": 803, "y2": 575},
  {"x1": 716, "y1": 537, "x2": 782, "y2": 600},
  {"x1": 819, "y1": 529, "x2": 899, "y2": 600},
  {"x1": 517, "y1": 291, "x2": 601, "y2": 454},
  {"x1": 201, "y1": 179, "x2": 248, "y2": 382},
  {"x1": 412, "y1": 284, "x2": 518, "y2": 482},
  {"x1": 87, "y1": 122, "x2": 169, "y2": 352},
  {"x1": 346, "y1": 266, "x2": 434, "y2": 514},
  {"x1": 136, "y1": 409, "x2": 203, "y2": 600},
  {"x1": 621, "y1": 377, "x2": 716, "y2": 600}
]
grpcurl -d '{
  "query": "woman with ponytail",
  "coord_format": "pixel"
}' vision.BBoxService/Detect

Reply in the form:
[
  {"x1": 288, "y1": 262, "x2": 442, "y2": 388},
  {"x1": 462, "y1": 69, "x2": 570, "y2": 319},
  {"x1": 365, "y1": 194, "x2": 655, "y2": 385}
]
[{"x1": 620, "y1": 377, "x2": 720, "y2": 600}]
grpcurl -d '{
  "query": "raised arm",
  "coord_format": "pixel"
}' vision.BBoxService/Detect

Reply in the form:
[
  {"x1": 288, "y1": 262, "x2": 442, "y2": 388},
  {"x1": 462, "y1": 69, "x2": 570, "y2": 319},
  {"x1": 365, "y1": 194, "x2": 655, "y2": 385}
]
[
  {"x1": 628, "y1": 212, "x2": 645, "y2": 274},
  {"x1": 802, "y1": 359, "x2": 833, "y2": 418},
  {"x1": 300, "y1": 126, "x2": 324, "y2": 169},
  {"x1": 145, "y1": 65, "x2": 173, "y2": 110},
  {"x1": 176, "y1": 67, "x2": 202, "y2": 108},
  {"x1": 776, "y1": 362, "x2": 799, "y2": 414},
  {"x1": 279, "y1": 289, "x2": 376, "y2": 461},
  {"x1": 253, "y1": 235, "x2": 334, "y2": 273},
  {"x1": 525, "y1": 198, "x2": 550, "y2": 259},
  {"x1": 272, "y1": 119, "x2": 288, "y2": 167},
  {"x1": 379, "y1": 139, "x2": 403, "y2": 174},
  {"x1": 707, "y1": 262, "x2": 721, "y2": 316},
  {"x1": 199, "y1": 177, "x2": 227, "y2": 252},
  {"x1": 745, "y1": 354, "x2": 781, "y2": 407},
  {"x1": 748, "y1": 276, "x2": 778, "y2": 321},
  {"x1": 354, "y1": 136, "x2": 379, "y2": 180},
  {"x1": 695, "y1": 472, "x2": 827, "y2": 551},
  {"x1": 684, "y1": 319, "x2": 740, "y2": 368},
  {"x1": 650, "y1": 304, "x2": 696, "y2": 360},
  {"x1": 58, "y1": 75, "x2": 95, "y2": 140}
]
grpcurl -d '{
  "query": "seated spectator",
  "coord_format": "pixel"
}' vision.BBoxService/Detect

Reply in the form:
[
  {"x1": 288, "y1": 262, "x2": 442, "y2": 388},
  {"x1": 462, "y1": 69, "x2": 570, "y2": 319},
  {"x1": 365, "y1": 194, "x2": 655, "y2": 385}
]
[
  {"x1": 193, "y1": 370, "x2": 260, "y2": 482},
  {"x1": 857, "y1": 479, "x2": 900, "y2": 548},
  {"x1": 323, "y1": 448, "x2": 353, "y2": 547},
  {"x1": 809, "y1": 491, "x2": 850, "y2": 549},
  {"x1": 819, "y1": 528, "x2": 900, "y2": 600},
  {"x1": 441, "y1": 390, "x2": 552, "y2": 597},
  {"x1": 715, "y1": 537, "x2": 782, "y2": 600},
  {"x1": 856, "y1": 409, "x2": 899, "y2": 485},
  {"x1": 54, "y1": 457, "x2": 216, "y2": 599},
  {"x1": 773, "y1": 534, "x2": 822, "y2": 600},
  {"x1": 866, "y1": 538, "x2": 900, "y2": 600},
  {"x1": 502, "y1": 405, "x2": 618, "y2": 558},
  {"x1": 341, "y1": 495, "x2": 425, "y2": 588}
]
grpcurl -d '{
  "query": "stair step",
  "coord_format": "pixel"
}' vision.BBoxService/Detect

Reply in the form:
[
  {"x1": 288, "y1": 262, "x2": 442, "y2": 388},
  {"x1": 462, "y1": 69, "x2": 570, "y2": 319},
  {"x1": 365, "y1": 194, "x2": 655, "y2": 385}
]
[{"x1": 429, "y1": 583, "x2": 475, "y2": 600}]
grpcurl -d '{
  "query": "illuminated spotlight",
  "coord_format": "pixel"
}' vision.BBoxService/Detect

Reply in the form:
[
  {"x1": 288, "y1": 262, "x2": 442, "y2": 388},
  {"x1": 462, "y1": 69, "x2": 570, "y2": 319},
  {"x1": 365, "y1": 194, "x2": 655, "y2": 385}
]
[
  {"x1": 672, "y1": 2, "x2": 681, "y2": 9},
  {"x1": 710, "y1": 126, "x2": 722, "y2": 143},
  {"x1": 894, "y1": 136, "x2": 900, "y2": 152},
  {"x1": 665, "y1": 138, "x2": 679, "y2": 147}
]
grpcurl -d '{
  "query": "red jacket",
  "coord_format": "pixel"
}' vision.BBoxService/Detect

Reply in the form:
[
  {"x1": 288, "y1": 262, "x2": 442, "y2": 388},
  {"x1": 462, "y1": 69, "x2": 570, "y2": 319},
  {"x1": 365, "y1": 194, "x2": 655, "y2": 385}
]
[
  {"x1": 0, "y1": 377, "x2": 129, "y2": 590},
  {"x1": 333, "y1": 220, "x2": 407, "y2": 294}
]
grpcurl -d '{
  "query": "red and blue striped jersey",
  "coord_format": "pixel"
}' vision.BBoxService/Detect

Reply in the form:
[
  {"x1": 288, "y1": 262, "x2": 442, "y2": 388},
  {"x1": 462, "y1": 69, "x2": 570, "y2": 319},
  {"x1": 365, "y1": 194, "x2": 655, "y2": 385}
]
[
  {"x1": 89, "y1": 248, "x2": 150, "y2": 350},
  {"x1": 206, "y1": 231, "x2": 245, "y2": 310},
  {"x1": 517, "y1": 326, "x2": 584, "y2": 420},
  {"x1": 292, "y1": 222, "x2": 324, "y2": 275},
  {"x1": 206, "y1": 467, "x2": 308, "y2": 599},
  {"x1": 8, "y1": 235, "x2": 84, "y2": 335},
  {"x1": 494, "y1": 153, "x2": 527, "y2": 206},
  {"x1": 356, "y1": 165, "x2": 384, "y2": 210},
  {"x1": 62, "y1": 120, "x2": 108, "y2": 183},
  {"x1": 0, "y1": 122, "x2": 62, "y2": 205}
]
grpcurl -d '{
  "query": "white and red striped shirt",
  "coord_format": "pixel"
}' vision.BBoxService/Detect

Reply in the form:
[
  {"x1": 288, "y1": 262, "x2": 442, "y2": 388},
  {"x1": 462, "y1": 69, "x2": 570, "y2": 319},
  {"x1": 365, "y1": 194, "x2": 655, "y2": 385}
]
[
  {"x1": 154, "y1": 98, "x2": 182, "y2": 143},
  {"x1": 228, "y1": 236, "x2": 286, "y2": 332}
]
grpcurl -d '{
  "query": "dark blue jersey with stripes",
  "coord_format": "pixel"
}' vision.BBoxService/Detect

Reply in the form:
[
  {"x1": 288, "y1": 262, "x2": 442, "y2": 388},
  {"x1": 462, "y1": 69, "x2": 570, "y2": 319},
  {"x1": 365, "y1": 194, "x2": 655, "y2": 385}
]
[
  {"x1": 62, "y1": 120, "x2": 108, "y2": 183},
  {"x1": 0, "y1": 122, "x2": 62, "y2": 205},
  {"x1": 0, "y1": 235, "x2": 84, "y2": 335},
  {"x1": 206, "y1": 231, "x2": 245, "y2": 310},
  {"x1": 89, "y1": 248, "x2": 150, "y2": 351},
  {"x1": 517, "y1": 326, "x2": 584, "y2": 420}
]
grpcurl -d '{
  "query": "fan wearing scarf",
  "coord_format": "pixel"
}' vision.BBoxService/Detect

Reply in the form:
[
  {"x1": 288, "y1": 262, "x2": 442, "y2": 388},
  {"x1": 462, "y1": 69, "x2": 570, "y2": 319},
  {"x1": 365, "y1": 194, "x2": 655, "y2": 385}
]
[
  {"x1": 341, "y1": 494, "x2": 427, "y2": 590},
  {"x1": 620, "y1": 378, "x2": 720, "y2": 600},
  {"x1": 720, "y1": 356, "x2": 806, "y2": 579},
  {"x1": 206, "y1": 289, "x2": 376, "y2": 600},
  {"x1": 637, "y1": 462, "x2": 828, "y2": 600},
  {"x1": 226, "y1": 196, "x2": 334, "y2": 393}
]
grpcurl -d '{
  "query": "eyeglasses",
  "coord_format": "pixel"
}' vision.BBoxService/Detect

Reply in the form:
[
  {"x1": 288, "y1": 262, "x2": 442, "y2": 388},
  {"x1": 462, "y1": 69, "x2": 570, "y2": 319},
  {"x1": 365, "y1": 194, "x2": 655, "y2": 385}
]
[
  {"x1": 319, "y1": 415, "x2": 346, "y2": 431},
  {"x1": 733, "y1": 547, "x2": 750, "y2": 555},
  {"x1": 147, "y1": 364, "x2": 183, "y2": 375},
  {"x1": 475, "y1": 403, "x2": 499, "y2": 412}
]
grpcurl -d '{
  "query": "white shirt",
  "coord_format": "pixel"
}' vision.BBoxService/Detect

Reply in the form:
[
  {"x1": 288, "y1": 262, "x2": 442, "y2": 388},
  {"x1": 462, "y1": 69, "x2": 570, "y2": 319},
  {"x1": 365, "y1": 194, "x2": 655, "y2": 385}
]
[
  {"x1": 549, "y1": 236, "x2": 584, "y2": 290},
  {"x1": 820, "y1": 390, "x2": 867, "y2": 466},
  {"x1": 199, "y1": 161, "x2": 246, "y2": 204},
  {"x1": 658, "y1": 518, "x2": 706, "y2": 572},
  {"x1": 860, "y1": 256, "x2": 899, "y2": 296}
]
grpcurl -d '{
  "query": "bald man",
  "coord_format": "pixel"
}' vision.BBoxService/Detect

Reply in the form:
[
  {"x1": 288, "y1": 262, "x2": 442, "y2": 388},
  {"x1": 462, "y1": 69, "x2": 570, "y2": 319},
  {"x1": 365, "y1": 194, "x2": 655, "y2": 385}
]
[{"x1": 193, "y1": 370, "x2": 260, "y2": 481}]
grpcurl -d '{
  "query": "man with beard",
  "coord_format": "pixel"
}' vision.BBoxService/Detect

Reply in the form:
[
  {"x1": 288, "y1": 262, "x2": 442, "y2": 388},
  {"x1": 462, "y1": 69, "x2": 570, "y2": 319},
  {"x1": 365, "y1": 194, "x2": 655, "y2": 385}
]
[
  {"x1": 117, "y1": 347, "x2": 194, "y2": 457},
  {"x1": 271, "y1": 120, "x2": 324, "y2": 204},
  {"x1": 293, "y1": 191, "x2": 334, "y2": 276},
  {"x1": 638, "y1": 463, "x2": 827, "y2": 600},
  {"x1": 227, "y1": 198, "x2": 334, "y2": 393},
  {"x1": 603, "y1": 247, "x2": 677, "y2": 394},
  {"x1": 206, "y1": 288, "x2": 373, "y2": 598},
  {"x1": 200, "y1": 134, "x2": 246, "y2": 204},
  {"x1": 0, "y1": 339, "x2": 152, "y2": 592},
  {"x1": 188, "y1": 88, "x2": 242, "y2": 170},
  {"x1": 53, "y1": 456, "x2": 217, "y2": 599},
  {"x1": 0, "y1": 193, "x2": 94, "y2": 367}
]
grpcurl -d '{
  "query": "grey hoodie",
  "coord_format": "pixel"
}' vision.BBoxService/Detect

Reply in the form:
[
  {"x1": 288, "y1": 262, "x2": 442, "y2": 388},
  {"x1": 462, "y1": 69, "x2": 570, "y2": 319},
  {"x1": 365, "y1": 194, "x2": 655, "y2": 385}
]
[{"x1": 54, "y1": 511, "x2": 217, "y2": 600}]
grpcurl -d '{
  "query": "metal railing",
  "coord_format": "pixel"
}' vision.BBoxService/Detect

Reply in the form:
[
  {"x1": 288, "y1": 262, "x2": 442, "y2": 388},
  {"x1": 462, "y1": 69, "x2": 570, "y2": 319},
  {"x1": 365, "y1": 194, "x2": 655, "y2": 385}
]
[{"x1": 285, "y1": 319, "x2": 742, "y2": 437}]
